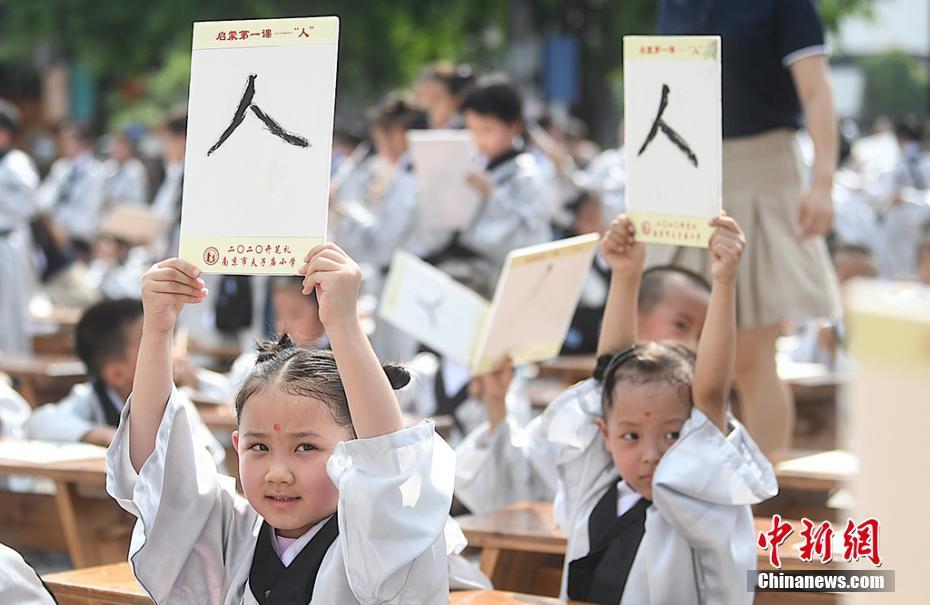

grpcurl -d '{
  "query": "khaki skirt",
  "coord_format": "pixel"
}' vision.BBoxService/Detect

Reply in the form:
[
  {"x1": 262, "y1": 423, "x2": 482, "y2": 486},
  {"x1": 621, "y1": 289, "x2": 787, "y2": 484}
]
[{"x1": 646, "y1": 129, "x2": 841, "y2": 328}]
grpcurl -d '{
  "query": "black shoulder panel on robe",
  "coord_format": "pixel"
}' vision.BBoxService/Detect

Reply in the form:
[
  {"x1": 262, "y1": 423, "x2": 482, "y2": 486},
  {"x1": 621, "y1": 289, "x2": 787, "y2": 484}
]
[
  {"x1": 249, "y1": 515, "x2": 339, "y2": 604},
  {"x1": 567, "y1": 481, "x2": 649, "y2": 604}
]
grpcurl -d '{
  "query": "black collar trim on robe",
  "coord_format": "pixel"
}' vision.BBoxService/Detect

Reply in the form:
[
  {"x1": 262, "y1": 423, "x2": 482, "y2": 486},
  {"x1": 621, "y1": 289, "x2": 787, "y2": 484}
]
[
  {"x1": 433, "y1": 358, "x2": 470, "y2": 435},
  {"x1": 249, "y1": 515, "x2": 339, "y2": 604},
  {"x1": 92, "y1": 379, "x2": 124, "y2": 428},
  {"x1": 484, "y1": 146, "x2": 523, "y2": 172},
  {"x1": 567, "y1": 480, "x2": 650, "y2": 604}
]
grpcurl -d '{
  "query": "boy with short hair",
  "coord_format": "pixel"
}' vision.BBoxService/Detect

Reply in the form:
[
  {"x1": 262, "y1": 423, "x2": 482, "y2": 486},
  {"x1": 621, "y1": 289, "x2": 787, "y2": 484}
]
[{"x1": 25, "y1": 298, "x2": 223, "y2": 467}]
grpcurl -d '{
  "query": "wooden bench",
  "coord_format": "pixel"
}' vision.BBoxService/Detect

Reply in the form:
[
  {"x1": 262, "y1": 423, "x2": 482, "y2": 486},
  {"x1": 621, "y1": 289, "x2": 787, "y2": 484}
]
[
  {"x1": 43, "y1": 563, "x2": 594, "y2": 604},
  {"x1": 0, "y1": 440, "x2": 134, "y2": 568},
  {"x1": 457, "y1": 502, "x2": 841, "y2": 600}
]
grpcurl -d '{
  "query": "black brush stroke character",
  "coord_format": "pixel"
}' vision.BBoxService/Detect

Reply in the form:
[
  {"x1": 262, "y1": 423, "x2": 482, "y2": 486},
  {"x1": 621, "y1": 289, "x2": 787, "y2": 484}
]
[
  {"x1": 207, "y1": 74, "x2": 310, "y2": 156},
  {"x1": 637, "y1": 84, "x2": 698, "y2": 168},
  {"x1": 416, "y1": 296, "x2": 443, "y2": 328}
]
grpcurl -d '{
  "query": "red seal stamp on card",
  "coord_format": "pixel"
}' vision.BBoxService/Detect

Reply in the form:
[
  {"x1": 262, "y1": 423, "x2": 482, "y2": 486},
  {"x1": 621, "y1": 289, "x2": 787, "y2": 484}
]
[{"x1": 203, "y1": 247, "x2": 219, "y2": 266}]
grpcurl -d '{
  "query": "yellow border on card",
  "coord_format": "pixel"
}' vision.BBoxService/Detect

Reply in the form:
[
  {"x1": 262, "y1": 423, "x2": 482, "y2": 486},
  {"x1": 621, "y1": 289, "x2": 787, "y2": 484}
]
[
  {"x1": 180, "y1": 236, "x2": 323, "y2": 274},
  {"x1": 193, "y1": 16, "x2": 339, "y2": 50},
  {"x1": 472, "y1": 339, "x2": 563, "y2": 376},
  {"x1": 380, "y1": 251, "x2": 410, "y2": 317},
  {"x1": 624, "y1": 36, "x2": 719, "y2": 61},
  {"x1": 509, "y1": 233, "x2": 600, "y2": 268},
  {"x1": 628, "y1": 212, "x2": 715, "y2": 248}
]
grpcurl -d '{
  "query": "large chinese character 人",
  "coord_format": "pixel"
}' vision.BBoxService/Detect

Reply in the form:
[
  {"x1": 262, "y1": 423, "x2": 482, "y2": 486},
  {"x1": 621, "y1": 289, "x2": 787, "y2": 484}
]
[
  {"x1": 757, "y1": 515, "x2": 794, "y2": 569},
  {"x1": 637, "y1": 84, "x2": 698, "y2": 167},
  {"x1": 207, "y1": 75, "x2": 311, "y2": 156}
]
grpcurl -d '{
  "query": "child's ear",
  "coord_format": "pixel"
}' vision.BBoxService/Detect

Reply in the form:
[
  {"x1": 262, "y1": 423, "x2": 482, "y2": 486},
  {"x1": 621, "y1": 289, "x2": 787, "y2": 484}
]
[
  {"x1": 231, "y1": 431, "x2": 239, "y2": 450},
  {"x1": 595, "y1": 416, "x2": 610, "y2": 447}
]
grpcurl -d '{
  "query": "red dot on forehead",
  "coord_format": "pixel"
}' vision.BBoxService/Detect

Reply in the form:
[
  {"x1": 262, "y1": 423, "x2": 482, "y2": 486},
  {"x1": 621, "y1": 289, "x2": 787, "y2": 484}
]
[
  {"x1": 644, "y1": 411, "x2": 652, "y2": 418},
  {"x1": 273, "y1": 423, "x2": 281, "y2": 431}
]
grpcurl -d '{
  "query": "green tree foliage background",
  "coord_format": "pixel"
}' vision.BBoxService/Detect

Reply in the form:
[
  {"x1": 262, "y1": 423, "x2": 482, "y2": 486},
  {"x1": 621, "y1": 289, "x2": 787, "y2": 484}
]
[{"x1": 0, "y1": 0, "x2": 880, "y2": 137}]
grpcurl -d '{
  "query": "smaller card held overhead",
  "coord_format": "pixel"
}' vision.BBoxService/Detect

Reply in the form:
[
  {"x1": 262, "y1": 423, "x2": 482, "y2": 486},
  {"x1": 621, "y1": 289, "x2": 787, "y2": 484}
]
[
  {"x1": 379, "y1": 251, "x2": 490, "y2": 367},
  {"x1": 379, "y1": 233, "x2": 599, "y2": 375},
  {"x1": 407, "y1": 130, "x2": 482, "y2": 233},
  {"x1": 179, "y1": 16, "x2": 339, "y2": 274},
  {"x1": 624, "y1": 35, "x2": 721, "y2": 247},
  {"x1": 471, "y1": 233, "x2": 599, "y2": 375}
]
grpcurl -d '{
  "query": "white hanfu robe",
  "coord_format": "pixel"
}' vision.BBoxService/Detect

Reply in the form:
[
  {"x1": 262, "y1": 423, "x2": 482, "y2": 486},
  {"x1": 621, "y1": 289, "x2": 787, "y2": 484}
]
[
  {"x1": 548, "y1": 379, "x2": 777, "y2": 604},
  {"x1": 458, "y1": 151, "x2": 552, "y2": 278},
  {"x1": 106, "y1": 388, "x2": 456, "y2": 604},
  {"x1": 0, "y1": 148, "x2": 39, "y2": 354},
  {"x1": 400, "y1": 352, "x2": 531, "y2": 449},
  {"x1": 0, "y1": 543, "x2": 56, "y2": 605}
]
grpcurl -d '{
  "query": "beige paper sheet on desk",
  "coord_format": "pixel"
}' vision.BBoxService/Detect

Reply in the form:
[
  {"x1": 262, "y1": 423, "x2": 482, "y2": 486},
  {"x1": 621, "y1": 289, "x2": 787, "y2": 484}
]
[
  {"x1": 845, "y1": 281, "x2": 930, "y2": 604},
  {"x1": 380, "y1": 234, "x2": 599, "y2": 375},
  {"x1": 623, "y1": 35, "x2": 721, "y2": 248},
  {"x1": 179, "y1": 16, "x2": 339, "y2": 274}
]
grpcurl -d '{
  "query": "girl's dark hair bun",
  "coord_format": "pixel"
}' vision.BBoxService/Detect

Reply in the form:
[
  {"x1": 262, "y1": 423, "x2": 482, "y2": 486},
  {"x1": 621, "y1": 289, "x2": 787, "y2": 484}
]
[
  {"x1": 256, "y1": 333, "x2": 297, "y2": 363},
  {"x1": 382, "y1": 363, "x2": 411, "y2": 390}
]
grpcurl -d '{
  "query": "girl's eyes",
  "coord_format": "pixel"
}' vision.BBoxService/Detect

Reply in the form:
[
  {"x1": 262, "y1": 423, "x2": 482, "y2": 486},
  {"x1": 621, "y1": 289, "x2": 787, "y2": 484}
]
[
  {"x1": 296, "y1": 443, "x2": 316, "y2": 452},
  {"x1": 249, "y1": 443, "x2": 268, "y2": 452},
  {"x1": 619, "y1": 432, "x2": 679, "y2": 441}
]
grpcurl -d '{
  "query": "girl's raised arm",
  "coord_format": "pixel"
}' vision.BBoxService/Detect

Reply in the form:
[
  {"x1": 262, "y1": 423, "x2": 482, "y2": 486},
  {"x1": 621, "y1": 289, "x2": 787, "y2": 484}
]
[
  {"x1": 692, "y1": 215, "x2": 745, "y2": 432},
  {"x1": 130, "y1": 259, "x2": 208, "y2": 471},
  {"x1": 597, "y1": 215, "x2": 645, "y2": 356},
  {"x1": 299, "y1": 243, "x2": 405, "y2": 439}
]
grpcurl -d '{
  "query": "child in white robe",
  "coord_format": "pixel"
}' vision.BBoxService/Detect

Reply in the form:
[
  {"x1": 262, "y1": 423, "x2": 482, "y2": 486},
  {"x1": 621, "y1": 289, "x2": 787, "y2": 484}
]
[
  {"x1": 26, "y1": 298, "x2": 223, "y2": 471},
  {"x1": 107, "y1": 245, "x2": 458, "y2": 604},
  {"x1": 552, "y1": 214, "x2": 776, "y2": 604},
  {"x1": 0, "y1": 99, "x2": 40, "y2": 354},
  {"x1": 455, "y1": 263, "x2": 712, "y2": 513}
]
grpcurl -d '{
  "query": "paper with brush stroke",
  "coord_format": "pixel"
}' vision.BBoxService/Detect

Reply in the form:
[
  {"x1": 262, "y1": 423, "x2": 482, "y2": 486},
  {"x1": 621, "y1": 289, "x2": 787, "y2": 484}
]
[
  {"x1": 180, "y1": 17, "x2": 338, "y2": 274},
  {"x1": 623, "y1": 35, "x2": 721, "y2": 248}
]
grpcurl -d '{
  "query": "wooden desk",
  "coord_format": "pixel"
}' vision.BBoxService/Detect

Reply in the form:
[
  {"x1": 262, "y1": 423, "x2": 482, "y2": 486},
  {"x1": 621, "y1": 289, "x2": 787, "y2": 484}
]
[
  {"x1": 0, "y1": 353, "x2": 87, "y2": 407},
  {"x1": 775, "y1": 449, "x2": 856, "y2": 493},
  {"x1": 0, "y1": 440, "x2": 134, "y2": 568},
  {"x1": 187, "y1": 339, "x2": 243, "y2": 372},
  {"x1": 43, "y1": 564, "x2": 591, "y2": 605},
  {"x1": 45, "y1": 563, "x2": 151, "y2": 605},
  {"x1": 535, "y1": 356, "x2": 595, "y2": 385}
]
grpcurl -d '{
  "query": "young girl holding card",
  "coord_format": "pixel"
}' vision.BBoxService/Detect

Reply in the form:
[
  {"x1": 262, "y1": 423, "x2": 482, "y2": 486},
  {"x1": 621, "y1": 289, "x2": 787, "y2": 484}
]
[
  {"x1": 550, "y1": 214, "x2": 776, "y2": 603},
  {"x1": 107, "y1": 243, "x2": 457, "y2": 604}
]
